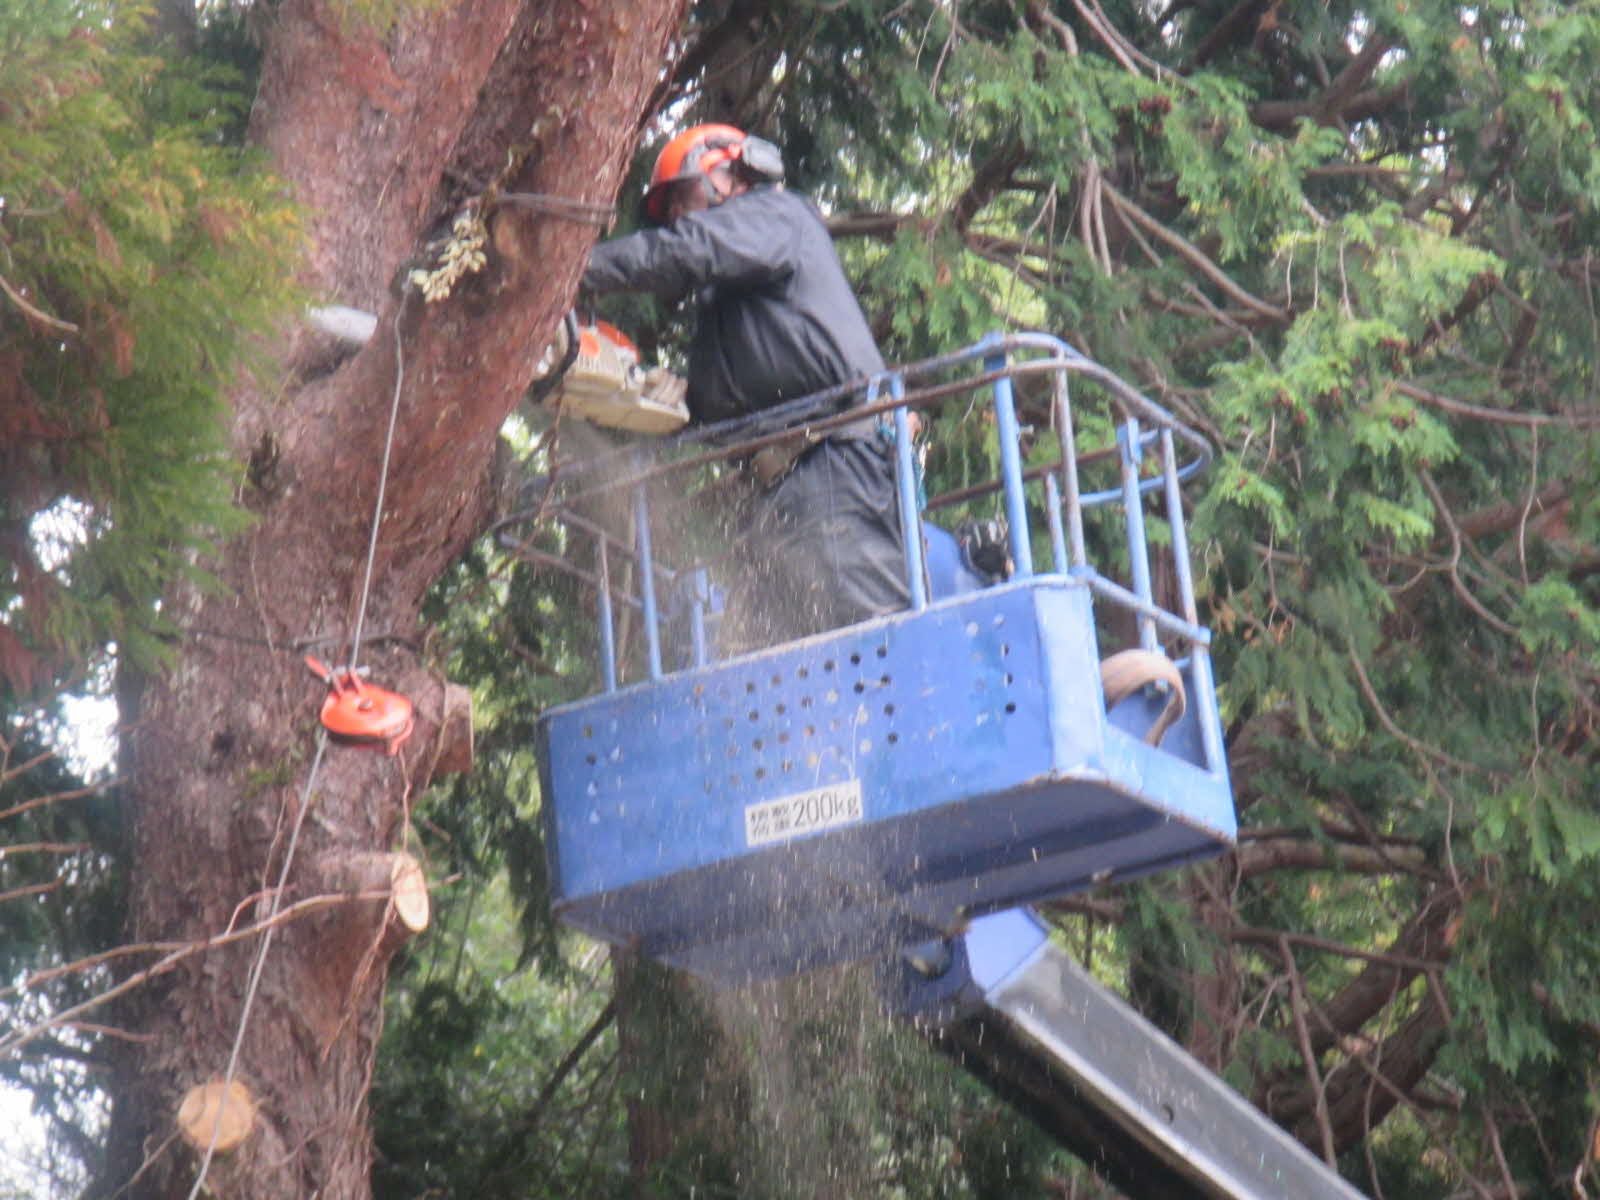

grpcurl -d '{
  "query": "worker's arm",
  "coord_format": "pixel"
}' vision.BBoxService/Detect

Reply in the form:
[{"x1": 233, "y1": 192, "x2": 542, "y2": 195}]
[{"x1": 581, "y1": 190, "x2": 799, "y2": 300}]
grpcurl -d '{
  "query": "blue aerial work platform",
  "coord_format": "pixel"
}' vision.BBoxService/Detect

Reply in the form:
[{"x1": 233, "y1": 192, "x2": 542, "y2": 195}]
[
  {"x1": 528, "y1": 333, "x2": 1235, "y2": 984},
  {"x1": 517, "y1": 332, "x2": 1368, "y2": 1199}
]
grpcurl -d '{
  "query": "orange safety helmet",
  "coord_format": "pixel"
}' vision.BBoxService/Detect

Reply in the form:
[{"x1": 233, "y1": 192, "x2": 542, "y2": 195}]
[{"x1": 642, "y1": 123, "x2": 750, "y2": 225}]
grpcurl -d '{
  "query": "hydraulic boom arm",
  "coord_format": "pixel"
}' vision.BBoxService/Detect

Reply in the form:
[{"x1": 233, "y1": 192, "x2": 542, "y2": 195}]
[{"x1": 894, "y1": 910, "x2": 1367, "y2": 1200}]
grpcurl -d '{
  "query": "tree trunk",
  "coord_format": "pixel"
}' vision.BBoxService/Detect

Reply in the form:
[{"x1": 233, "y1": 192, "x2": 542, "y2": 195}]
[{"x1": 101, "y1": 1, "x2": 682, "y2": 1195}]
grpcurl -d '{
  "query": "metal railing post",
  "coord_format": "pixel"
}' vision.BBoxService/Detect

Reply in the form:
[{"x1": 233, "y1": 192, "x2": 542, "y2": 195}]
[
  {"x1": 595, "y1": 533, "x2": 617, "y2": 693},
  {"x1": 890, "y1": 376, "x2": 929, "y2": 611},
  {"x1": 1118, "y1": 418, "x2": 1157, "y2": 651},
  {"x1": 632, "y1": 480, "x2": 663, "y2": 681},
  {"x1": 1053, "y1": 365, "x2": 1088, "y2": 570},
  {"x1": 688, "y1": 567, "x2": 710, "y2": 669},
  {"x1": 1045, "y1": 475, "x2": 1068, "y2": 573},
  {"x1": 987, "y1": 345, "x2": 1034, "y2": 578}
]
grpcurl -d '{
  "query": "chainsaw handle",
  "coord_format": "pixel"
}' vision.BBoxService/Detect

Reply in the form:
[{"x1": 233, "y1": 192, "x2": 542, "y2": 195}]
[{"x1": 526, "y1": 310, "x2": 582, "y2": 404}]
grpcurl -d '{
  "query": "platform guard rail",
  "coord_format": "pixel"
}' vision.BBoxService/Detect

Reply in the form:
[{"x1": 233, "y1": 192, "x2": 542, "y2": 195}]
[
  {"x1": 507, "y1": 335, "x2": 1375, "y2": 1197},
  {"x1": 512, "y1": 332, "x2": 1236, "y2": 983}
]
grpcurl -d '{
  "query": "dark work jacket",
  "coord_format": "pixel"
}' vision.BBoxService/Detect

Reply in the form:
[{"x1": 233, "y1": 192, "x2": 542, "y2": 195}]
[{"x1": 580, "y1": 187, "x2": 885, "y2": 426}]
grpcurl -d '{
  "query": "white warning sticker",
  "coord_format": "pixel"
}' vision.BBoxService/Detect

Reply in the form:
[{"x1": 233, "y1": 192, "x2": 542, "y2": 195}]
[{"x1": 744, "y1": 779, "x2": 864, "y2": 847}]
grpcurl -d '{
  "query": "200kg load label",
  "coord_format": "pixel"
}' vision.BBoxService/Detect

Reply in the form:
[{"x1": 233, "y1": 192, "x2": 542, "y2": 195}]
[{"x1": 744, "y1": 779, "x2": 864, "y2": 847}]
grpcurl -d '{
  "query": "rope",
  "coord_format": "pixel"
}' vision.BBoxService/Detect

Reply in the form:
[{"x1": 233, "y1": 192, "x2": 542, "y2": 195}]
[
  {"x1": 188, "y1": 293, "x2": 413, "y2": 1194},
  {"x1": 347, "y1": 291, "x2": 411, "y2": 671},
  {"x1": 186, "y1": 730, "x2": 329, "y2": 1198}
]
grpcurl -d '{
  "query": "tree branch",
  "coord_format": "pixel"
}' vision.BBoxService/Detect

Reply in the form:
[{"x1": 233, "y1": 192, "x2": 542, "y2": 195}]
[
  {"x1": 0, "y1": 271, "x2": 80, "y2": 334},
  {"x1": 826, "y1": 210, "x2": 923, "y2": 241},
  {"x1": 1248, "y1": 33, "x2": 1404, "y2": 131},
  {"x1": 1279, "y1": 936, "x2": 1338, "y2": 1166},
  {"x1": 951, "y1": 139, "x2": 1030, "y2": 236},
  {"x1": 0, "y1": 777, "x2": 120, "y2": 823},
  {"x1": 1228, "y1": 924, "x2": 1451, "y2": 973},
  {"x1": 1099, "y1": 180, "x2": 1290, "y2": 323},
  {"x1": 1237, "y1": 836, "x2": 1433, "y2": 880},
  {"x1": 1395, "y1": 380, "x2": 1600, "y2": 429},
  {"x1": 1419, "y1": 469, "x2": 1520, "y2": 637},
  {"x1": 1303, "y1": 993, "x2": 1452, "y2": 1155},
  {"x1": 0, "y1": 840, "x2": 89, "y2": 858},
  {"x1": 1304, "y1": 890, "x2": 1461, "y2": 1059},
  {"x1": 1458, "y1": 481, "x2": 1568, "y2": 540},
  {"x1": 1409, "y1": 269, "x2": 1499, "y2": 357},
  {"x1": 1187, "y1": 0, "x2": 1271, "y2": 70},
  {"x1": 1347, "y1": 644, "x2": 1493, "y2": 775},
  {"x1": 0, "y1": 888, "x2": 395, "y2": 1058}
]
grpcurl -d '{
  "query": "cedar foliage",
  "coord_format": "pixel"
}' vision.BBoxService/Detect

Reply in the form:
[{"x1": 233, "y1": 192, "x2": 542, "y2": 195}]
[{"x1": 0, "y1": 0, "x2": 300, "y2": 691}]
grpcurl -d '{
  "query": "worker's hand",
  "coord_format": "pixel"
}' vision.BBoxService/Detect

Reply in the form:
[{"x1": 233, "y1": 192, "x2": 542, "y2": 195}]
[{"x1": 640, "y1": 367, "x2": 688, "y2": 415}]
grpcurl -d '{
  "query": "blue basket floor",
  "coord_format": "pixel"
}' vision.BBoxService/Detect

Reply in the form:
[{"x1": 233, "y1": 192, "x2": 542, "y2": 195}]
[{"x1": 536, "y1": 578, "x2": 1235, "y2": 983}]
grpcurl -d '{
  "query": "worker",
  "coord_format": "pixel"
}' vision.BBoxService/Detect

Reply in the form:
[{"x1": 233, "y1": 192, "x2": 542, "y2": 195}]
[{"x1": 579, "y1": 123, "x2": 909, "y2": 646}]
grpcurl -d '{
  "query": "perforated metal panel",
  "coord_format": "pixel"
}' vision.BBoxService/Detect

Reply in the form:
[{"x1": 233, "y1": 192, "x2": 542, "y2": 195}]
[{"x1": 537, "y1": 577, "x2": 1234, "y2": 983}]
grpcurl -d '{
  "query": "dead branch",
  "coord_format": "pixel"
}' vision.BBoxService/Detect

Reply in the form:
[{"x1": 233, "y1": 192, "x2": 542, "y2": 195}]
[
  {"x1": 0, "y1": 840, "x2": 89, "y2": 858},
  {"x1": 1419, "y1": 469, "x2": 1520, "y2": 636},
  {"x1": 1279, "y1": 936, "x2": 1338, "y2": 1166},
  {"x1": 1347, "y1": 644, "x2": 1492, "y2": 776},
  {"x1": 1099, "y1": 180, "x2": 1290, "y2": 323},
  {"x1": 0, "y1": 777, "x2": 120, "y2": 823},
  {"x1": 0, "y1": 271, "x2": 80, "y2": 334},
  {"x1": 1237, "y1": 836, "x2": 1433, "y2": 880},
  {"x1": 1396, "y1": 380, "x2": 1600, "y2": 428},
  {"x1": 0, "y1": 877, "x2": 64, "y2": 904},
  {"x1": 1228, "y1": 924, "x2": 1449, "y2": 973},
  {"x1": 0, "y1": 888, "x2": 394, "y2": 1060}
]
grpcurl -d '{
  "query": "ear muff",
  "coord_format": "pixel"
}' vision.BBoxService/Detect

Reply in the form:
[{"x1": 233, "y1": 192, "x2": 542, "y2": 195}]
[
  {"x1": 737, "y1": 136, "x2": 785, "y2": 184},
  {"x1": 643, "y1": 124, "x2": 749, "y2": 224}
]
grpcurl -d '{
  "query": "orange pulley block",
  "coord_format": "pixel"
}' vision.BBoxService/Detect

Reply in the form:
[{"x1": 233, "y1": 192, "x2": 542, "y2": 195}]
[{"x1": 305, "y1": 655, "x2": 415, "y2": 755}]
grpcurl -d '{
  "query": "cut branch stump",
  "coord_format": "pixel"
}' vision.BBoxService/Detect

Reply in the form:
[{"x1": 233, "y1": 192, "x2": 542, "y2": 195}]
[{"x1": 177, "y1": 1078, "x2": 256, "y2": 1154}]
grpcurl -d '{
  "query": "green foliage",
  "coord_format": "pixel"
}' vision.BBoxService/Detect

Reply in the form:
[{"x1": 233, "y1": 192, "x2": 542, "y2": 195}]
[
  {"x1": 0, "y1": 0, "x2": 301, "y2": 693},
  {"x1": 372, "y1": 877, "x2": 629, "y2": 1199}
]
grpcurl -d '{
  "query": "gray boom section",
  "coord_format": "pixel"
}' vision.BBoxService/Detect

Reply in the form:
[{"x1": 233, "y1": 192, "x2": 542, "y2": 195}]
[{"x1": 904, "y1": 911, "x2": 1367, "y2": 1199}]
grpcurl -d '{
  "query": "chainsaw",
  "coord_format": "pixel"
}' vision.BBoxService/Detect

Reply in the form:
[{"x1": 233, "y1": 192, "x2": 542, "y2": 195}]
[{"x1": 533, "y1": 314, "x2": 689, "y2": 435}]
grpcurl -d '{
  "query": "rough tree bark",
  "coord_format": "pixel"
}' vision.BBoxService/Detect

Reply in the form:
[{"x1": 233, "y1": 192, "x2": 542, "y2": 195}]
[{"x1": 101, "y1": 1, "x2": 683, "y2": 1195}]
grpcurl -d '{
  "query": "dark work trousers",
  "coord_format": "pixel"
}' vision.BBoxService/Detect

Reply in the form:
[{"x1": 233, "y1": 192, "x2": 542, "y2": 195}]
[{"x1": 726, "y1": 435, "x2": 911, "y2": 649}]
